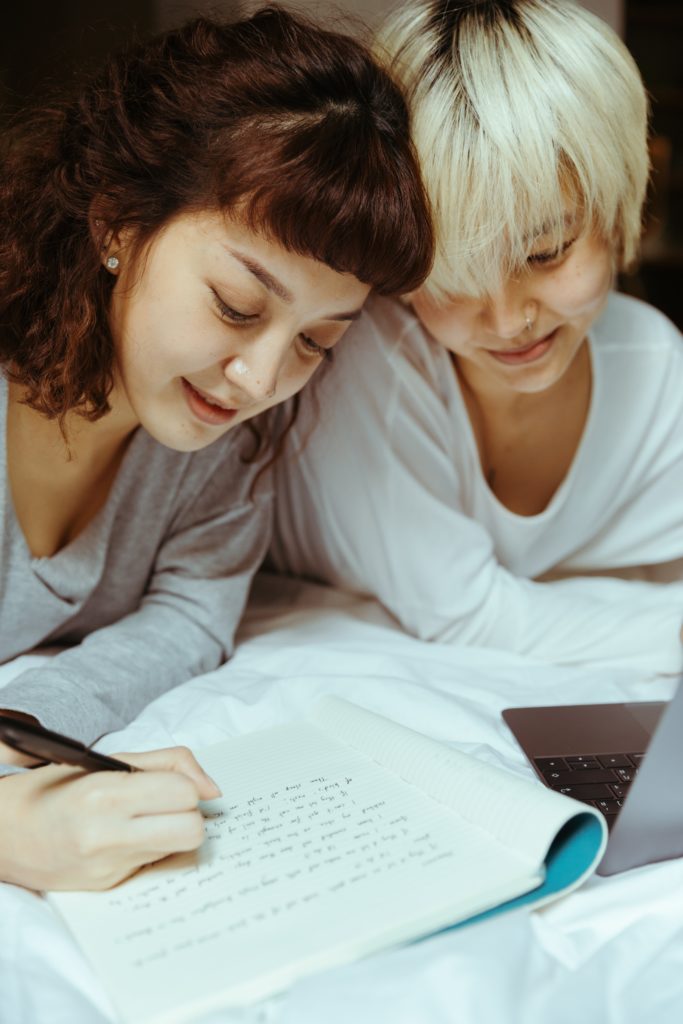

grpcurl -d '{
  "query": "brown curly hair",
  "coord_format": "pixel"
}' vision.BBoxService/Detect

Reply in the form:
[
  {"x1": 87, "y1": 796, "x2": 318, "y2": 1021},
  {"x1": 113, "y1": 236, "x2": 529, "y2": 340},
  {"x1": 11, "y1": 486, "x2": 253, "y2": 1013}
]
[{"x1": 0, "y1": 5, "x2": 433, "y2": 430}]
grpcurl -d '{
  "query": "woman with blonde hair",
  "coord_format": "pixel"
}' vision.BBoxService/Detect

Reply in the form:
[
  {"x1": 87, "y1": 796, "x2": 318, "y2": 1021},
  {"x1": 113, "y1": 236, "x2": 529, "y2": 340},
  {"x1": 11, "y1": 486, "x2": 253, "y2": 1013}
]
[{"x1": 272, "y1": 0, "x2": 683, "y2": 671}]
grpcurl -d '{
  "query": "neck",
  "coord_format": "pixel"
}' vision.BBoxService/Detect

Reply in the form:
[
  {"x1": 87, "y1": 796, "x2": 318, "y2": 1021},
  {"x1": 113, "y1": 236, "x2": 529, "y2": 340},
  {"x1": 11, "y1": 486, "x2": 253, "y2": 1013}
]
[{"x1": 8, "y1": 380, "x2": 139, "y2": 466}]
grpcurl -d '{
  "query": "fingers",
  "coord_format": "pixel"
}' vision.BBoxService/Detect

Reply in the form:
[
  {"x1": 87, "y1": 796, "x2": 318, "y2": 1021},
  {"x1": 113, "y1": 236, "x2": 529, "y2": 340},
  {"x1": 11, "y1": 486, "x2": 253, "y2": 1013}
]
[
  {"x1": 0, "y1": 759, "x2": 209, "y2": 892},
  {"x1": 77, "y1": 768, "x2": 202, "y2": 818},
  {"x1": 51, "y1": 776, "x2": 207, "y2": 884},
  {"x1": 126, "y1": 810, "x2": 207, "y2": 856},
  {"x1": 117, "y1": 746, "x2": 222, "y2": 800},
  {"x1": 75, "y1": 806, "x2": 206, "y2": 866}
]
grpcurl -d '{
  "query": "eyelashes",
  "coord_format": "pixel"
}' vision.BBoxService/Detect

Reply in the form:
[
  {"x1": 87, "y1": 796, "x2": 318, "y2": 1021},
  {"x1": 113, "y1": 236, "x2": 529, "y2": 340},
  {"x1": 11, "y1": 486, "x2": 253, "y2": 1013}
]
[
  {"x1": 211, "y1": 289, "x2": 332, "y2": 362},
  {"x1": 527, "y1": 237, "x2": 577, "y2": 266},
  {"x1": 298, "y1": 335, "x2": 334, "y2": 362},
  {"x1": 211, "y1": 290, "x2": 257, "y2": 324}
]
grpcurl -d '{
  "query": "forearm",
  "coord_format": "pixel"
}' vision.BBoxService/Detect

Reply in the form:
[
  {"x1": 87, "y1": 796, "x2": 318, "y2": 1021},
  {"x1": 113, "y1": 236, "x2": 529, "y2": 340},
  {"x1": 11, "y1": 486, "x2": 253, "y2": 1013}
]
[
  {"x1": 430, "y1": 572, "x2": 683, "y2": 671},
  {"x1": 0, "y1": 602, "x2": 225, "y2": 744}
]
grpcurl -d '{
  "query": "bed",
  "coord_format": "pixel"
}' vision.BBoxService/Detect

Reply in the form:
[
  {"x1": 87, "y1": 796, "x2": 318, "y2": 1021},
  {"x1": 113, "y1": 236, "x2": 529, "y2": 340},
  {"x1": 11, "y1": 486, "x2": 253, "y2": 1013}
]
[{"x1": 1, "y1": 573, "x2": 682, "y2": 1024}]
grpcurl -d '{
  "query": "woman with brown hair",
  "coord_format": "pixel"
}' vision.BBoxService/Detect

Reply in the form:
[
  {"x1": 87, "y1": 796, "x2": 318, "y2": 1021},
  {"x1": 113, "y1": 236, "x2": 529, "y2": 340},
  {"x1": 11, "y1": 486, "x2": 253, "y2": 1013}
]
[{"x1": 0, "y1": 6, "x2": 432, "y2": 890}]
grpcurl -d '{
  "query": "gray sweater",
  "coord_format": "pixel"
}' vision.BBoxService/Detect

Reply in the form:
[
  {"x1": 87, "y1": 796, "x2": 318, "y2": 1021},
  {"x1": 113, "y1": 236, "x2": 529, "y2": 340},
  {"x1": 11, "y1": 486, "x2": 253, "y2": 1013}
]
[{"x1": 0, "y1": 375, "x2": 272, "y2": 745}]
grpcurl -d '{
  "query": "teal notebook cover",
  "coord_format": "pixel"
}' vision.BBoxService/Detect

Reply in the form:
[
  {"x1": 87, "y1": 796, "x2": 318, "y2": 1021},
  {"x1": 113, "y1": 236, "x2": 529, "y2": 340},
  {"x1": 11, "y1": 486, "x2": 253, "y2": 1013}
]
[{"x1": 457, "y1": 811, "x2": 606, "y2": 930}]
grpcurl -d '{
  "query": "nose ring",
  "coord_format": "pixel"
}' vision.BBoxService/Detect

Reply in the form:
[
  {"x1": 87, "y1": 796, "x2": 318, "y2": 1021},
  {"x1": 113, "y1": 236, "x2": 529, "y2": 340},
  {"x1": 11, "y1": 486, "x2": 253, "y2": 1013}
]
[{"x1": 525, "y1": 314, "x2": 533, "y2": 332}]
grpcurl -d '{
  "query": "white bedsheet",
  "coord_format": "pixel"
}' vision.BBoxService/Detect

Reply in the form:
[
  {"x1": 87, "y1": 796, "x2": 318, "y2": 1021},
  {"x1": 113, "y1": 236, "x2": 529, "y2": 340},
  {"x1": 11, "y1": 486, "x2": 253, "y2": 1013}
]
[{"x1": 1, "y1": 574, "x2": 682, "y2": 1024}]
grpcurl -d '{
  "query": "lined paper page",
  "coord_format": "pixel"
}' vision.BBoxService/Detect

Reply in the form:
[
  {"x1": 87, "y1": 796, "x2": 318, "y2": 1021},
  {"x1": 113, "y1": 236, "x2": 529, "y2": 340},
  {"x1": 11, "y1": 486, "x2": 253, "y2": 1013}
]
[
  {"x1": 314, "y1": 698, "x2": 593, "y2": 863},
  {"x1": 50, "y1": 718, "x2": 539, "y2": 1024}
]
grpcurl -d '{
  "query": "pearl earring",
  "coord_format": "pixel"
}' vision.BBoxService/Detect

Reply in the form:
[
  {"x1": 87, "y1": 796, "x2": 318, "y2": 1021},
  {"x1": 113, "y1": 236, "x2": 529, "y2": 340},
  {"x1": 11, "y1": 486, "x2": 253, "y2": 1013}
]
[{"x1": 105, "y1": 255, "x2": 120, "y2": 271}]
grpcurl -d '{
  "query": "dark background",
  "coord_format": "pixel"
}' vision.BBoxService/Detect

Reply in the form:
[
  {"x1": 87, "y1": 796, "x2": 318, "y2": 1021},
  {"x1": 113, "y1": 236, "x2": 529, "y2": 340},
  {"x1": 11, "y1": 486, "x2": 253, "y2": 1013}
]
[
  {"x1": 1, "y1": 0, "x2": 681, "y2": 327},
  {"x1": 621, "y1": 1, "x2": 683, "y2": 327},
  {"x1": 1, "y1": 1, "x2": 155, "y2": 110}
]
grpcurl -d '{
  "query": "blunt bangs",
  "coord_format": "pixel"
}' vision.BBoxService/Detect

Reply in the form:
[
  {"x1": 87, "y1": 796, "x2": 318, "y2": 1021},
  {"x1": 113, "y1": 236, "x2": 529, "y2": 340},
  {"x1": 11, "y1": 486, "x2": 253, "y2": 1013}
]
[{"x1": 212, "y1": 107, "x2": 431, "y2": 297}]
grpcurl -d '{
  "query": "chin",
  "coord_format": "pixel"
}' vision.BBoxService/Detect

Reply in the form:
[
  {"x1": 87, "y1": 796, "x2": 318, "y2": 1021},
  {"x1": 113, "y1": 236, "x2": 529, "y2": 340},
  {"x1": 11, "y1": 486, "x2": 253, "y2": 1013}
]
[
  {"x1": 143, "y1": 419, "x2": 232, "y2": 453},
  {"x1": 502, "y1": 362, "x2": 567, "y2": 395}
]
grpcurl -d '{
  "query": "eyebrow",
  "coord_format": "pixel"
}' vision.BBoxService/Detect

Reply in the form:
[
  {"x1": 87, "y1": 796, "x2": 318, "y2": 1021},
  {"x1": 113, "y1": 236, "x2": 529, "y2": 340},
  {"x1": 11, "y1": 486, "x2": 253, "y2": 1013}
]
[
  {"x1": 227, "y1": 248, "x2": 294, "y2": 303},
  {"x1": 225, "y1": 247, "x2": 365, "y2": 322}
]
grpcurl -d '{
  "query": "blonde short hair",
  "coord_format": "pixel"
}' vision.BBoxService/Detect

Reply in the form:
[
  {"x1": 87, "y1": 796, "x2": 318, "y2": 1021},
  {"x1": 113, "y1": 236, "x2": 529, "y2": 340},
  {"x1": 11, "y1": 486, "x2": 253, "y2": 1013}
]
[{"x1": 375, "y1": 0, "x2": 649, "y2": 299}]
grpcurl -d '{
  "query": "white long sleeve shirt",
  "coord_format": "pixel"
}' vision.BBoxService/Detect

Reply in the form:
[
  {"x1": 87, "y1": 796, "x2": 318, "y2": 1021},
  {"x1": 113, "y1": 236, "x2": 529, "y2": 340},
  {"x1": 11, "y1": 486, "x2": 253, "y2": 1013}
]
[{"x1": 270, "y1": 292, "x2": 683, "y2": 671}]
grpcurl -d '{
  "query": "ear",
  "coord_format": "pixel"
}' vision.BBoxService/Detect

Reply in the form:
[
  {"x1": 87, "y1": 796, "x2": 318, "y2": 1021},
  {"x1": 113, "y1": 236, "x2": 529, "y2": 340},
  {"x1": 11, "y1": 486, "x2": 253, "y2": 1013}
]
[{"x1": 88, "y1": 202, "x2": 132, "y2": 275}]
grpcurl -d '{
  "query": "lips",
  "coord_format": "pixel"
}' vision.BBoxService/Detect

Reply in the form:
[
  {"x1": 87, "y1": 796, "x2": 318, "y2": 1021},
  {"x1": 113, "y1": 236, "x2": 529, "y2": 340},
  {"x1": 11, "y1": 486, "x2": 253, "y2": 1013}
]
[
  {"x1": 488, "y1": 327, "x2": 559, "y2": 366},
  {"x1": 181, "y1": 379, "x2": 239, "y2": 426},
  {"x1": 186, "y1": 381, "x2": 234, "y2": 410}
]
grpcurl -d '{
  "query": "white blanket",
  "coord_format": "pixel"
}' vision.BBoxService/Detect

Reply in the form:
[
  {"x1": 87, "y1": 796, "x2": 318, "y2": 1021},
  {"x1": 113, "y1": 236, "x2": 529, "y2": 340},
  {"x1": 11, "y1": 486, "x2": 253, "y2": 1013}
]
[{"x1": 1, "y1": 575, "x2": 682, "y2": 1024}]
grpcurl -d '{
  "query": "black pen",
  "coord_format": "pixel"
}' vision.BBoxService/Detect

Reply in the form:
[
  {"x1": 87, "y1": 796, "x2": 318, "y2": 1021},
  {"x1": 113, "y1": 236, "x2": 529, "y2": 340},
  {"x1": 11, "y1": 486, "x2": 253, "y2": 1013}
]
[{"x1": 0, "y1": 714, "x2": 139, "y2": 772}]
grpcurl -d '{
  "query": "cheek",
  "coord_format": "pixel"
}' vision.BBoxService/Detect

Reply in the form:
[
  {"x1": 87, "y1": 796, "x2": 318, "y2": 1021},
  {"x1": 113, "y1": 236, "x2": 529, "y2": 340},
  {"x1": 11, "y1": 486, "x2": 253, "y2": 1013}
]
[
  {"x1": 118, "y1": 301, "x2": 227, "y2": 383},
  {"x1": 110, "y1": 285, "x2": 163, "y2": 373},
  {"x1": 115, "y1": 318, "x2": 166, "y2": 389},
  {"x1": 543, "y1": 254, "x2": 612, "y2": 320},
  {"x1": 277, "y1": 355, "x2": 321, "y2": 400}
]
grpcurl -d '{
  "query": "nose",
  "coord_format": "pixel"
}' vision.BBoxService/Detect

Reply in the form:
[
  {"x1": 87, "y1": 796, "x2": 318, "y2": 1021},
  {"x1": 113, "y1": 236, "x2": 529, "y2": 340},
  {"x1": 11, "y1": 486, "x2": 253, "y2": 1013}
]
[
  {"x1": 485, "y1": 279, "x2": 531, "y2": 340},
  {"x1": 222, "y1": 334, "x2": 285, "y2": 403}
]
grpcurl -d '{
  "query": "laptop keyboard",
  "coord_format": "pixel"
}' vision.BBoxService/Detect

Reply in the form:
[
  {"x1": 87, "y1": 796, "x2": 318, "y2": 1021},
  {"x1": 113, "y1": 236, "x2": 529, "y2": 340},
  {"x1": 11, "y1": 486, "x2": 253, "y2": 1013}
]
[{"x1": 534, "y1": 753, "x2": 644, "y2": 829}]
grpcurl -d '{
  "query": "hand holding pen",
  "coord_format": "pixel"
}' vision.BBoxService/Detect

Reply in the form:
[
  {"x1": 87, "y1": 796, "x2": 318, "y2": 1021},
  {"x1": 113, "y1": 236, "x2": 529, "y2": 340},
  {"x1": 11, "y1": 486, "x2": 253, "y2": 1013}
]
[
  {"x1": 0, "y1": 714, "x2": 221, "y2": 892},
  {"x1": 0, "y1": 713, "x2": 141, "y2": 772}
]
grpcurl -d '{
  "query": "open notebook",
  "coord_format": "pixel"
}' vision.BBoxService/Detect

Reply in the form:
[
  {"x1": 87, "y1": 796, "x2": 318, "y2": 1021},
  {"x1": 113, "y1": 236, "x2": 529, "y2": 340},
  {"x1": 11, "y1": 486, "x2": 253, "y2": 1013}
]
[{"x1": 49, "y1": 697, "x2": 607, "y2": 1024}]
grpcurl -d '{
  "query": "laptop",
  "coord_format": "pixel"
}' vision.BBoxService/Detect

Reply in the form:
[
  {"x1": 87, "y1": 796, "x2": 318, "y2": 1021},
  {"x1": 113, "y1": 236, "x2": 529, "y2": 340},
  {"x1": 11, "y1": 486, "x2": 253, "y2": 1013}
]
[{"x1": 503, "y1": 682, "x2": 683, "y2": 875}]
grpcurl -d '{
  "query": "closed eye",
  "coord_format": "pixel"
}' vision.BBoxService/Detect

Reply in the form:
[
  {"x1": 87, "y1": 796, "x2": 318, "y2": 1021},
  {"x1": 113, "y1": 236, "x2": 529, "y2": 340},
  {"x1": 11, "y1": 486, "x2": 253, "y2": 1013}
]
[
  {"x1": 298, "y1": 334, "x2": 334, "y2": 362},
  {"x1": 211, "y1": 289, "x2": 258, "y2": 324},
  {"x1": 528, "y1": 237, "x2": 577, "y2": 266}
]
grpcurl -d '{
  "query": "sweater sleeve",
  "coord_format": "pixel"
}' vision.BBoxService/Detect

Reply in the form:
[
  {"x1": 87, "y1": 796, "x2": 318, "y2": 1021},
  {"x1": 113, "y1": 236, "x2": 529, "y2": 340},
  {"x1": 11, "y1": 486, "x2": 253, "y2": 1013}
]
[
  {"x1": 271, "y1": 301, "x2": 683, "y2": 673},
  {"x1": 0, "y1": 461, "x2": 273, "y2": 744}
]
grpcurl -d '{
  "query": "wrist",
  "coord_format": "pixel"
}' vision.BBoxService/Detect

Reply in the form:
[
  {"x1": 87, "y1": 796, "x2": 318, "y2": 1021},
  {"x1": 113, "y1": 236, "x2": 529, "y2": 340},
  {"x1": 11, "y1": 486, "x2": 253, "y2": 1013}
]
[{"x1": 0, "y1": 774, "x2": 30, "y2": 887}]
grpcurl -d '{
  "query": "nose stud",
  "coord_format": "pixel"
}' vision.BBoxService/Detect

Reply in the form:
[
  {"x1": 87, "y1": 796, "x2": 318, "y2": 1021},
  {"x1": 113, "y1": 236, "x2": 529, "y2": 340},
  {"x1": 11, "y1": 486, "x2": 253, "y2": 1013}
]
[{"x1": 231, "y1": 357, "x2": 276, "y2": 400}]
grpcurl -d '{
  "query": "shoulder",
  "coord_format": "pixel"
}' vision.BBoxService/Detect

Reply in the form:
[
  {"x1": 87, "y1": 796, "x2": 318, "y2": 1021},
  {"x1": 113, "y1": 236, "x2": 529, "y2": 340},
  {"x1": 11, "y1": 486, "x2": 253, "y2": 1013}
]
[
  {"x1": 590, "y1": 293, "x2": 683, "y2": 442},
  {"x1": 347, "y1": 293, "x2": 449, "y2": 372},
  {"x1": 313, "y1": 294, "x2": 453, "y2": 411},
  {"x1": 284, "y1": 295, "x2": 459, "y2": 476},
  {"x1": 592, "y1": 292, "x2": 683, "y2": 358},
  {"x1": 324, "y1": 294, "x2": 412, "y2": 376}
]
